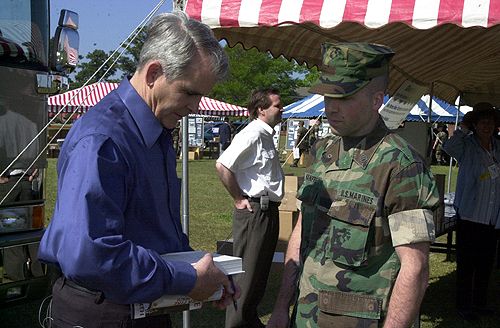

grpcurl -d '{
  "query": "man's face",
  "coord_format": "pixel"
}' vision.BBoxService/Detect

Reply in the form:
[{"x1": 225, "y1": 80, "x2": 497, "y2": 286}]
[
  {"x1": 323, "y1": 86, "x2": 380, "y2": 137},
  {"x1": 260, "y1": 93, "x2": 283, "y2": 128},
  {"x1": 151, "y1": 55, "x2": 216, "y2": 129}
]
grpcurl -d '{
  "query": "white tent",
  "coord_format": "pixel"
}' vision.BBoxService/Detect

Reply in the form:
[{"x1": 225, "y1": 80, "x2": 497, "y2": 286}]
[{"x1": 283, "y1": 94, "x2": 473, "y2": 123}]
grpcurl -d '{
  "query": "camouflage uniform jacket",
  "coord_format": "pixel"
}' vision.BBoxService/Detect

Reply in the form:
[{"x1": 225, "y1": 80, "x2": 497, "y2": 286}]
[{"x1": 295, "y1": 120, "x2": 438, "y2": 327}]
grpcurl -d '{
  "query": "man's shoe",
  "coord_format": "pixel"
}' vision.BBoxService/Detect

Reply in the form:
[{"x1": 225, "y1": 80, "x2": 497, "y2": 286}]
[
  {"x1": 290, "y1": 164, "x2": 297, "y2": 167},
  {"x1": 457, "y1": 309, "x2": 479, "y2": 321}
]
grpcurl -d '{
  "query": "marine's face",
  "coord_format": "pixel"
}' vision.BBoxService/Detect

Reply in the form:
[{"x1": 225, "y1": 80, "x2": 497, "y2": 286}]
[
  {"x1": 323, "y1": 86, "x2": 380, "y2": 137},
  {"x1": 152, "y1": 55, "x2": 216, "y2": 129}
]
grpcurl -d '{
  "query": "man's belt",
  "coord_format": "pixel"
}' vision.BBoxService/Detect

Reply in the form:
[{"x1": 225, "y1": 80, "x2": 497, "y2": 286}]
[
  {"x1": 243, "y1": 195, "x2": 281, "y2": 206},
  {"x1": 62, "y1": 278, "x2": 105, "y2": 300}
]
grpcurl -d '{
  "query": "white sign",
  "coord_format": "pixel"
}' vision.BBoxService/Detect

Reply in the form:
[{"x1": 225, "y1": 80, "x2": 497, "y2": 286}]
[
  {"x1": 273, "y1": 123, "x2": 281, "y2": 150},
  {"x1": 379, "y1": 81, "x2": 427, "y2": 129}
]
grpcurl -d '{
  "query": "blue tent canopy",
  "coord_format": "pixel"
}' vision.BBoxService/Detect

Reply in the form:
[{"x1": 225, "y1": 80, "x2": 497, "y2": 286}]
[{"x1": 283, "y1": 94, "x2": 472, "y2": 123}]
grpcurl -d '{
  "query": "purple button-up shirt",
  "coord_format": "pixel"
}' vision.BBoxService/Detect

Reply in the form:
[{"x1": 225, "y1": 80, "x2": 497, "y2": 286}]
[{"x1": 39, "y1": 78, "x2": 196, "y2": 304}]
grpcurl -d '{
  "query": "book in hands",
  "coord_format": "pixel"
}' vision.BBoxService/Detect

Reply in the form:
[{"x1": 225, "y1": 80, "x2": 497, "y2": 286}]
[{"x1": 131, "y1": 250, "x2": 243, "y2": 319}]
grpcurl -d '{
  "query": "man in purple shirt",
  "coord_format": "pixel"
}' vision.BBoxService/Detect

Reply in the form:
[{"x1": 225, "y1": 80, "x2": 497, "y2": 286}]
[{"x1": 38, "y1": 11, "x2": 237, "y2": 328}]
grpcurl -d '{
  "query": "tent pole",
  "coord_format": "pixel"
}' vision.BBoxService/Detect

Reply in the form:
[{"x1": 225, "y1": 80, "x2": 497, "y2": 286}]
[
  {"x1": 447, "y1": 94, "x2": 461, "y2": 194},
  {"x1": 427, "y1": 83, "x2": 435, "y2": 165},
  {"x1": 175, "y1": 3, "x2": 191, "y2": 328}
]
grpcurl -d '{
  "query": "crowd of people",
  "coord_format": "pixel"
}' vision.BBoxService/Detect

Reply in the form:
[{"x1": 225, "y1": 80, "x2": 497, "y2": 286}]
[{"x1": 36, "y1": 9, "x2": 499, "y2": 328}]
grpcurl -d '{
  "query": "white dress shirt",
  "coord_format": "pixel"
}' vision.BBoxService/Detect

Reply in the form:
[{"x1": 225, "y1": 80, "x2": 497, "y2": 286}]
[{"x1": 217, "y1": 118, "x2": 284, "y2": 202}]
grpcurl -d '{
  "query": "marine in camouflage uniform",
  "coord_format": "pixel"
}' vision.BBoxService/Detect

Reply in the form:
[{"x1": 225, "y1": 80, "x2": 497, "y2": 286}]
[
  {"x1": 268, "y1": 43, "x2": 439, "y2": 328},
  {"x1": 295, "y1": 120, "x2": 438, "y2": 327}
]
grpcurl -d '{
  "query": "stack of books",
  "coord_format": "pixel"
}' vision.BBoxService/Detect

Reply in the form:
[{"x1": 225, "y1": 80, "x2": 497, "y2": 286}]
[{"x1": 132, "y1": 250, "x2": 243, "y2": 319}]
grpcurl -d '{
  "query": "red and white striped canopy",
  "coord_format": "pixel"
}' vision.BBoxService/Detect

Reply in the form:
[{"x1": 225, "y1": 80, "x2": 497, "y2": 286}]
[
  {"x1": 199, "y1": 96, "x2": 248, "y2": 116},
  {"x1": 48, "y1": 82, "x2": 248, "y2": 116},
  {"x1": 48, "y1": 82, "x2": 119, "y2": 113},
  {"x1": 185, "y1": 0, "x2": 500, "y2": 106}
]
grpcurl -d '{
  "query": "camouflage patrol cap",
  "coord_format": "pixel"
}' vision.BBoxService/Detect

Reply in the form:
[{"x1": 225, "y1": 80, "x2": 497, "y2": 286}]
[{"x1": 310, "y1": 42, "x2": 395, "y2": 98}]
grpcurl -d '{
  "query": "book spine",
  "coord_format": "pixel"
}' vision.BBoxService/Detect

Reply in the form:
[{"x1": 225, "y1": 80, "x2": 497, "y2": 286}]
[{"x1": 131, "y1": 288, "x2": 223, "y2": 319}]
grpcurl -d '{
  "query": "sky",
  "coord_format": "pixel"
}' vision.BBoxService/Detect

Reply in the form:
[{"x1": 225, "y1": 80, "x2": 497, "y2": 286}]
[{"x1": 50, "y1": 0, "x2": 173, "y2": 57}]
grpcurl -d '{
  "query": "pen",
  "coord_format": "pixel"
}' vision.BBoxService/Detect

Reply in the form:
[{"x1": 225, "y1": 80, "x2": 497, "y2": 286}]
[{"x1": 228, "y1": 275, "x2": 238, "y2": 311}]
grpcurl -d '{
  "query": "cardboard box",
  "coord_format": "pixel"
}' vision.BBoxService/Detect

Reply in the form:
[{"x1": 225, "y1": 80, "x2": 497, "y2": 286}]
[
  {"x1": 284, "y1": 175, "x2": 299, "y2": 192},
  {"x1": 275, "y1": 240, "x2": 289, "y2": 253},
  {"x1": 279, "y1": 210, "x2": 299, "y2": 241},
  {"x1": 279, "y1": 191, "x2": 299, "y2": 212},
  {"x1": 216, "y1": 238, "x2": 233, "y2": 255}
]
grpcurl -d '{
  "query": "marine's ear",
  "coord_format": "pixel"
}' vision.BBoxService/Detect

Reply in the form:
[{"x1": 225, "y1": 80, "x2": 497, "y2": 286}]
[{"x1": 372, "y1": 90, "x2": 384, "y2": 112}]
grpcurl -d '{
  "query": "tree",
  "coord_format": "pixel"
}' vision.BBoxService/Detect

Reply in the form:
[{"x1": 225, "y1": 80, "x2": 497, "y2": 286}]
[
  {"x1": 71, "y1": 40, "x2": 320, "y2": 105},
  {"x1": 117, "y1": 30, "x2": 147, "y2": 78},
  {"x1": 70, "y1": 50, "x2": 120, "y2": 89},
  {"x1": 210, "y1": 44, "x2": 320, "y2": 106}
]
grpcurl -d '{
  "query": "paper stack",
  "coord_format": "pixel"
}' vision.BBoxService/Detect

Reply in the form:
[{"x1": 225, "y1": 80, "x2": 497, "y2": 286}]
[{"x1": 132, "y1": 250, "x2": 243, "y2": 319}]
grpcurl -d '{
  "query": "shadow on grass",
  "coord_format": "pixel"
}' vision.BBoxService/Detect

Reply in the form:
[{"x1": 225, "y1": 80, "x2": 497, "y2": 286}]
[
  {"x1": 421, "y1": 257, "x2": 500, "y2": 328},
  {"x1": 170, "y1": 270, "x2": 282, "y2": 327}
]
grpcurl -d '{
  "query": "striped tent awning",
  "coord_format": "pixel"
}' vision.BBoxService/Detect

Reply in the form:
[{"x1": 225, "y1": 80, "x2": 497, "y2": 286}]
[
  {"x1": 48, "y1": 82, "x2": 248, "y2": 117},
  {"x1": 48, "y1": 82, "x2": 120, "y2": 113},
  {"x1": 199, "y1": 96, "x2": 248, "y2": 116},
  {"x1": 185, "y1": 0, "x2": 500, "y2": 107}
]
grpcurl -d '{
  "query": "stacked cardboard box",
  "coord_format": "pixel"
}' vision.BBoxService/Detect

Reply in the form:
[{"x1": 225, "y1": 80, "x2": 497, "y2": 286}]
[
  {"x1": 188, "y1": 147, "x2": 200, "y2": 160},
  {"x1": 215, "y1": 175, "x2": 303, "y2": 275},
  {"x1": 278, "y1": 175, "x2": 302, "y2": 242}
]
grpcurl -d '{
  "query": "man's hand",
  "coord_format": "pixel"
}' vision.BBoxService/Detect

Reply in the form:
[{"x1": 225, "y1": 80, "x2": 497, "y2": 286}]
[
  {"x1": 215, "y1": 162, "x2": 253, "y2": 212},
  {"x1": 234, "y1": 198, "x2": 253, "y2": 212},
  {"x1": 459, "y1": 122, "x2": 471, "y2": 134},
  {"x1": 213, "y1": 279, "x2": 241, "y2": 310},
  {"x1": 188, "y1": 253, "x2": 230, "y2": 301}
]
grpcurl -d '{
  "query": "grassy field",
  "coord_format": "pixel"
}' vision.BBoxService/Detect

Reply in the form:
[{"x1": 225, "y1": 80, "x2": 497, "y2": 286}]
[{"x1": 2, "y1": 159, "x2": 499, "y2": 327}]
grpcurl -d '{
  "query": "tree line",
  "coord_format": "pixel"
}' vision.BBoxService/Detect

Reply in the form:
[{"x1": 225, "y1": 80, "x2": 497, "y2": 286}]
[{"x1": 70, "y1": 31, "x2": 319, "y2": 106}]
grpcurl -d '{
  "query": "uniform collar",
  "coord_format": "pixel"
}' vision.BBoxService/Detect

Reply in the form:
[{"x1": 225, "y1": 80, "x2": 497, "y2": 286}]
[
  {"x1": 116, "y1": 77, "x2": 165, "y2": 149},
  {"x1": 323, "y1": 118, "x2": 388, "y2": 170}
]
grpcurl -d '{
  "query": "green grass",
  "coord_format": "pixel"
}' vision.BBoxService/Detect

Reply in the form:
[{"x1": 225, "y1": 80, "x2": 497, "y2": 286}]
[{"x1": 2, "y1": 159, "x2": 499, "y2": 327}]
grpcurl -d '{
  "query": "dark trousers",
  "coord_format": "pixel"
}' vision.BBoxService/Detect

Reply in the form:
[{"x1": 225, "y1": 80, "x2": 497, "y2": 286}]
[
  {"x1": 225, "y1": 201, "x2": 280, "y2": 328},
  {"x1": 455, "y1": 219, "x2": 497, "y2": 311},
  {"x1": 48, "y1": 277, "x2": 171, "y2": 328}
]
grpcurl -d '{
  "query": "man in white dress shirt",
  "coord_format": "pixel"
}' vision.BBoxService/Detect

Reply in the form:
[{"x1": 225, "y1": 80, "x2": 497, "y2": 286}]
[{"x1": 216, "y1": 88, "x2": 285, "y2": 328}]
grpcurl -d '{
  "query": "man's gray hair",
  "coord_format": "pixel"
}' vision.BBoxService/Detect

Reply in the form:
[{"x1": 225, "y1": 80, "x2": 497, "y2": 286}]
[{"x1": 137, "y1": 11, "x2": 228, "y2": 82}]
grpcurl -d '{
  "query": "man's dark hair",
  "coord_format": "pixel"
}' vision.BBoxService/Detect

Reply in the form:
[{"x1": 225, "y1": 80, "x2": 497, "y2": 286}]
[{"x1": 247, "y1": 88, "x2": 280, "y2": 120}]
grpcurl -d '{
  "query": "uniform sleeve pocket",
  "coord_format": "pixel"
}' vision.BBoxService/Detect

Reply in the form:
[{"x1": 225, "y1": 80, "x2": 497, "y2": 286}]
[
  {"x1": 325, "y1": 199, "x2": 376, "y2": 267},
  {"x1": 317, "y1": 290, "x2": 382, "y2": 326}
]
